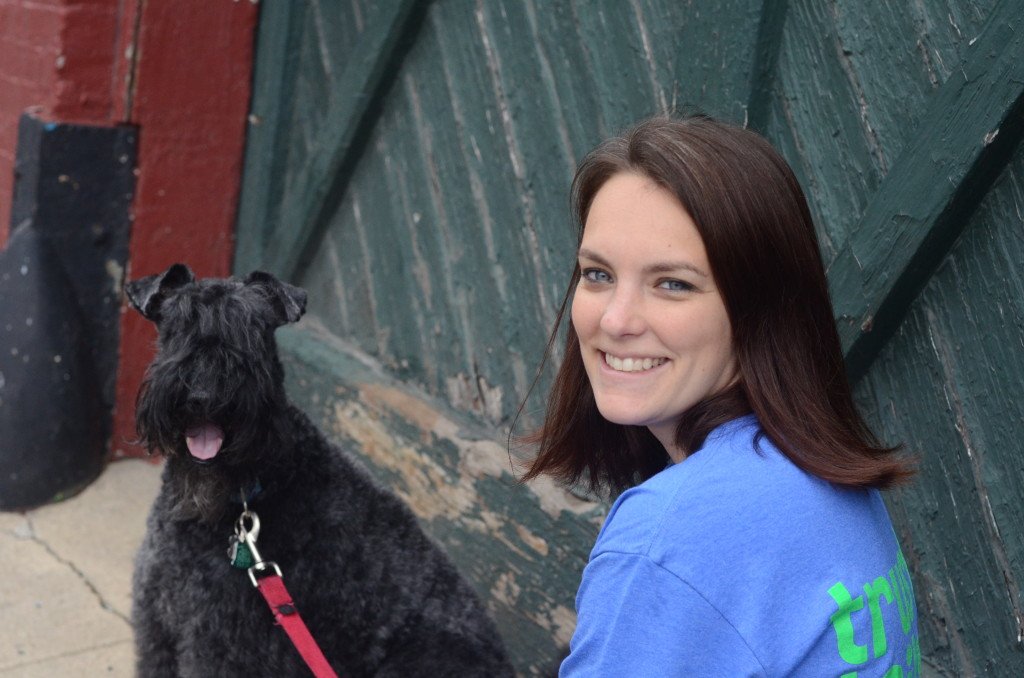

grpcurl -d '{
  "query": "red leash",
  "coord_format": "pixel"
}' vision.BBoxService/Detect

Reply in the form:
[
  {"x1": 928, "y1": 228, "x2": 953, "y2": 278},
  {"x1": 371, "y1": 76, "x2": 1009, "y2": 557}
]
[
  {"x1": 255, "y1": 572, "x2": 339, "y2": 678},
  {"x1": 231, "y1": 506, "x2": 340, "y2": 678}
]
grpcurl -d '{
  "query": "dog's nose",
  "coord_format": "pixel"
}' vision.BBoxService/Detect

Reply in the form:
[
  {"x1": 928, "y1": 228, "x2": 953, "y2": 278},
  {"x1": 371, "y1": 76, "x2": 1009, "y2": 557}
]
[{"x1": 186, "y1": 389, "x2": 213, "y2": 409}]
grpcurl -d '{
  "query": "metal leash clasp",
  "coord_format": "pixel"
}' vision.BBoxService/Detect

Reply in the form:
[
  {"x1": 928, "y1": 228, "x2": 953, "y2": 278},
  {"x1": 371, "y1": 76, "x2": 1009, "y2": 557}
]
[{"x1": 232, "y1": 503, "x2": 283, "y2": 587}]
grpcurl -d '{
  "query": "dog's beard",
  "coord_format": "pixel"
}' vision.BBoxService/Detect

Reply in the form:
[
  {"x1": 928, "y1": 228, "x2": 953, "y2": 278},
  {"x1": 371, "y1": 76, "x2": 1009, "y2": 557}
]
[
  {"x1": 136, "y1": 391, "x2": 238, "y2": 523},
  {"x1": 165, "y1": 459, "x2": 237, "y2": 523},
  {"x1": 136, "y1": 372, "x2": 294, "y2": 524},
  {"x1": 146, "y1": 417, "x2": 292, "y2": 525},
  {"x1": 159, "y1": 431, "x2": 280, "y2": 524}
]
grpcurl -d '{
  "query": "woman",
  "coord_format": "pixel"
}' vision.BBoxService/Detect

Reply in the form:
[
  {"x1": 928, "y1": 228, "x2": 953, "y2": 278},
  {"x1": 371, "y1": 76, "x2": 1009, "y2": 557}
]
[{"x1": 523, "y1": 116, "x2": 919, "y2": 676}]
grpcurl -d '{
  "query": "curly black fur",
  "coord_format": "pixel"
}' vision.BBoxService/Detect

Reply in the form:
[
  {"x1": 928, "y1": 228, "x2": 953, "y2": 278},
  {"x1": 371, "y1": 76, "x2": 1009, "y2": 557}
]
[{"x1": 126, "y1": 265, "x2": 513, "y2": 677}]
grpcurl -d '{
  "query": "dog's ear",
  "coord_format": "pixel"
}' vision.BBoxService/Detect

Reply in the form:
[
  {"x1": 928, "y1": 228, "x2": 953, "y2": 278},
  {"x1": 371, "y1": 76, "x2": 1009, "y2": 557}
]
[
  {"x1": 125, "y1": 263, "x2": 195, "y2": 322},
  {"x1": 244, "y1": 271, "x2": 307, "y2": 326}
]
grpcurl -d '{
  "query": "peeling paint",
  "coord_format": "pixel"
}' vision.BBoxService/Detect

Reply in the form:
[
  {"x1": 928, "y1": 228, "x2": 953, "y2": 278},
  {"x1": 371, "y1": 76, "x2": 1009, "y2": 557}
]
[
  {"x1": 361, "y1": 382, "x2": 441, "y2": 436},
  {"x1": 521, "y1": 0, "x2": 576, "y2": 168},
  {"x1": 357, "y1": 381, "x2": 600, "y2": 521},
  {"x1": 491, "y1": 569, "x2": 522, "y2": 607},
  {"x1": 331, "y1": 400, "x2": 462, "y2": 522},
  {"x1": 629, "y1": 0, "x2": 668, "y2": 115},
  {"x1": 528, "y1": 603, "x2": 576, "y2": 648},
  {"x1": 473, "y1": 0, "x2": 553, "y2": 322},
  {"x1": 515, "y1": 523, "x2": 550, "y2": 557},
  {"x1": 829, "y1": 4, "x2": 889, "y2": 176},
  {"x1": 926, "y1": 307, "x2": 1024, "y2": 644},
  {"x1": 350, "y1": 191, "x2": 387, "y2": 358},
  {"x1": 105, "y1": 259, "x2": 124, "y2": 294},
  {"x1": 445, "y1": 371, "x2": 503, "y2": 423}
]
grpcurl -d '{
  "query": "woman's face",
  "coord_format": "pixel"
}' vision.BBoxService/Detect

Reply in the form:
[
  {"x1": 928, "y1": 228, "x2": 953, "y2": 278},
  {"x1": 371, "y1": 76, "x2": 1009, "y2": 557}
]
[{"x1": 571, "y1": 172, "x2": 738, "y2": 461}]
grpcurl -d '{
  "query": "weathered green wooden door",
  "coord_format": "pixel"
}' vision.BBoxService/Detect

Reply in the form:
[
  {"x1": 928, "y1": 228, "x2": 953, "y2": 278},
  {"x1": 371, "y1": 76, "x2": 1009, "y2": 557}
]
[{"x1": 235, "y1": 1, "x2": 1024, "y2": 674}]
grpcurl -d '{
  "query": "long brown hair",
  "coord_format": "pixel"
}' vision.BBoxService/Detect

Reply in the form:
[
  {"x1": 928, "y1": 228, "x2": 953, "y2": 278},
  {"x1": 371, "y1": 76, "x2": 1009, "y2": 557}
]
[{"x1": 520, "y1": 115, "x2": 913, "y2": 496}]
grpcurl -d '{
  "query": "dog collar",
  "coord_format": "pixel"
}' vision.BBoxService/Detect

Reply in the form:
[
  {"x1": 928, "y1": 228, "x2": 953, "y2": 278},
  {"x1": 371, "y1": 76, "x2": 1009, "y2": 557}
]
[{"x1": 232, "y1": 480, "x2": 264, "y2": 505}]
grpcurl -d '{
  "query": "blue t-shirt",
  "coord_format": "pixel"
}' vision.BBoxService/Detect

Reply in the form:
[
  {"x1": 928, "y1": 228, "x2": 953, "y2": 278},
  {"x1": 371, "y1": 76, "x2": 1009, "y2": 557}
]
[{"x1": 561, "y1": 415, "x2": 919, "y2": 677}]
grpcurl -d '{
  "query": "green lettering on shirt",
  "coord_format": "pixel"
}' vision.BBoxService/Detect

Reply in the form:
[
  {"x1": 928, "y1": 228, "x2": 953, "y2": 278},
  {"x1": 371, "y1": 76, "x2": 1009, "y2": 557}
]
[
  {"x1": 829, "y1": 582, "x2": 869, "y2": 664},
  {"x1": 865, "y1": 576, "x2": 894, "y2": 657}
]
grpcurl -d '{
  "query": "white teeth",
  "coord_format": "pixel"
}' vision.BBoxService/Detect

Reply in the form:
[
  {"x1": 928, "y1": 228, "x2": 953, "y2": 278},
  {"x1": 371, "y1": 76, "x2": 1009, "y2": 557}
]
[{"x1": 604, "y1": 353, "x2": 666, "y2": 372}]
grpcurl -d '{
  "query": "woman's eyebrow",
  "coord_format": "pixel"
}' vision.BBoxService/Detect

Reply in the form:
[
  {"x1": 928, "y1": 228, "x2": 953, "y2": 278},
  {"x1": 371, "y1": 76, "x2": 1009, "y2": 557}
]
[{"x1": 577, "y1": 247, "x2": 708, "y2": 278}]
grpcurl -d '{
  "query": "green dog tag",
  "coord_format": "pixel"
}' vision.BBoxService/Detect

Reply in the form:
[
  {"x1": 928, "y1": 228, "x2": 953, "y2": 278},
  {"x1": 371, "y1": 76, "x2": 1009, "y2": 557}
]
[{"x1": 228, "y1": 538, "x2": 255, "y2": 569}]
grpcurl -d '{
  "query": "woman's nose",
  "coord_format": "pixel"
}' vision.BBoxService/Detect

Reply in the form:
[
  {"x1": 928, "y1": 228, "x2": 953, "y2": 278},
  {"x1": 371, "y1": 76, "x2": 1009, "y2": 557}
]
[{"x1": 599, "y1": 286, "x2": 646, "y2": 336}]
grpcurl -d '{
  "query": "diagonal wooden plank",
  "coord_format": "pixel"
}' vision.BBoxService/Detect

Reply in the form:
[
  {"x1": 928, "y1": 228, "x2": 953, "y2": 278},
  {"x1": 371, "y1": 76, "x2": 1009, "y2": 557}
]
[
  {"x1": 829, "y1": 0, "x2": 1024, "y2": 383},
  {"x1": 268, "y1": 0, "x2": 427, "y2": 280}
]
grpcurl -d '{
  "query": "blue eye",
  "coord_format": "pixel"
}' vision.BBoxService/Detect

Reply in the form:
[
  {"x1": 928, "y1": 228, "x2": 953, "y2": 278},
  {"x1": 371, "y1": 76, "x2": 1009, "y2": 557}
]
[
  {"x1": 581, "y1": 268, "x2": 612, "y2": 283},
  {"x1": 658, "y1": 279, "x2": 692, "y2": 292}
]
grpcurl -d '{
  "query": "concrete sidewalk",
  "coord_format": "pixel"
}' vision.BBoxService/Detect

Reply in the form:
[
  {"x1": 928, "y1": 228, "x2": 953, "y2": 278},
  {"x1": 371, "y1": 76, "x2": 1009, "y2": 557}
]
[{"x1": 0, "y1": 458, "x2": 162, "y2": 677}]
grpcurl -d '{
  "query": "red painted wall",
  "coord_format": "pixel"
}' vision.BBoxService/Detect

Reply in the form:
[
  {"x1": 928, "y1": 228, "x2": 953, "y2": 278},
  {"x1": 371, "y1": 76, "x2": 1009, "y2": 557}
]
[
  {"x1": 0, "y1": 0, "x2": 59, "y2": 239},
  {"x1": 0, "y1": 0, "x2": 121, "y2": 241},
  {"x1": 0, "y1": 0, "x2": 258, "y2": 458}
]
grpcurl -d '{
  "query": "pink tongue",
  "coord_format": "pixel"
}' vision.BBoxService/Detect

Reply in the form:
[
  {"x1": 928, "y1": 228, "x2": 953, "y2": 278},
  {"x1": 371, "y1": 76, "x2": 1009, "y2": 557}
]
[{"x1": 185, "y1": 424, "x2": 224, "y2": 460}]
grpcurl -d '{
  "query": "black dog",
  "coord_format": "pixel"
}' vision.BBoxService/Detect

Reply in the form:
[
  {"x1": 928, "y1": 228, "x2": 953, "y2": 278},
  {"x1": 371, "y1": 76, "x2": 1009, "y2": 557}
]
[{"x1": 126, "y1": 264, "x2": 513, "y2": 677}]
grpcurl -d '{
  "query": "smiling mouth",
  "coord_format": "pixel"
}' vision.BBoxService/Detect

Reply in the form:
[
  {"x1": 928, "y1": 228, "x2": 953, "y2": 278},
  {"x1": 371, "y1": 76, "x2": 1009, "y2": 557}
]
[{"x1": 602, "y1": 352, "x2": 668, "y2": 373}]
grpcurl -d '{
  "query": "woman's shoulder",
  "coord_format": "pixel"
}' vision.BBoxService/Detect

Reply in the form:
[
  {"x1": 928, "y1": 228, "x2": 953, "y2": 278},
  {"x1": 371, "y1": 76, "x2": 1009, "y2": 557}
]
[
  {"x1": 580, "y1": 415, "x2": 916, "y2": 676},
  {"x1": 593, "y1": 414, "x2": 892, "y2": 565}
]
